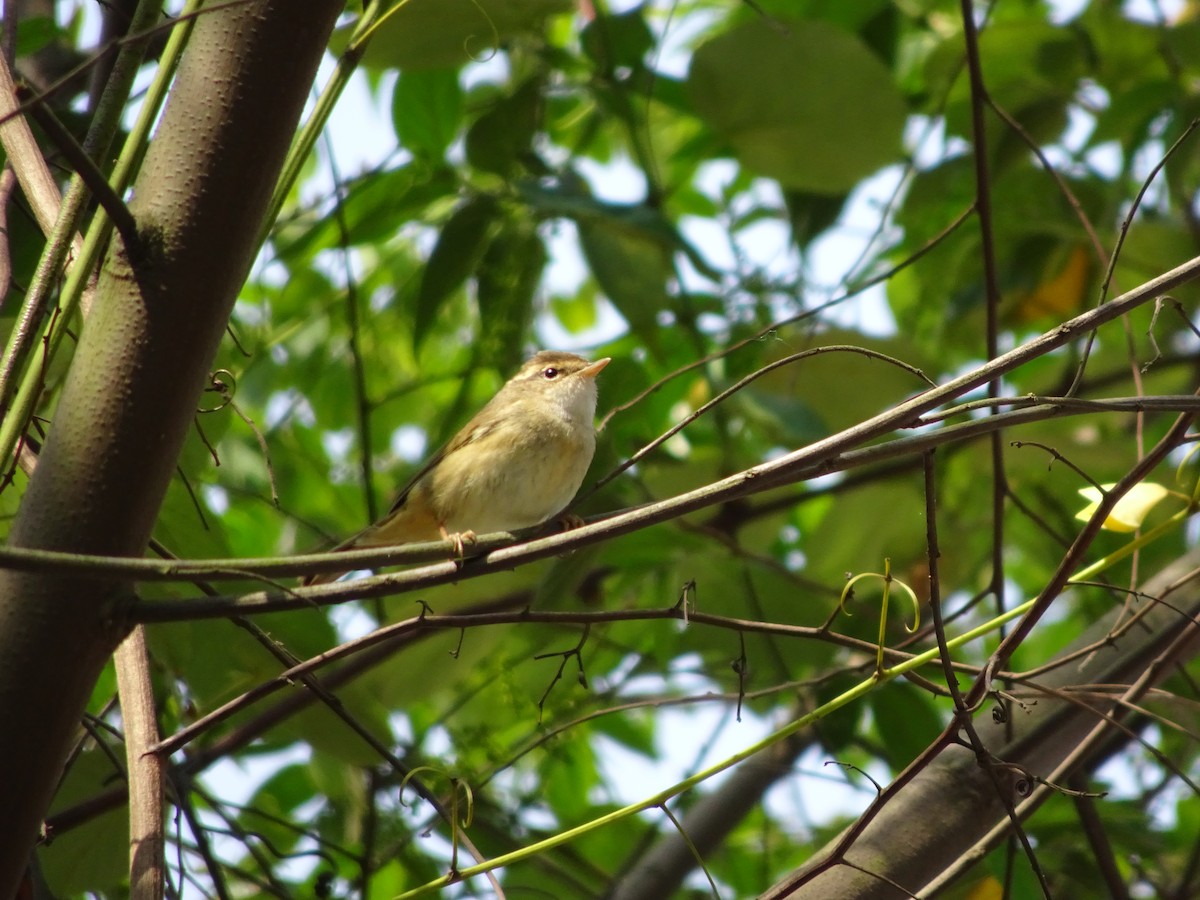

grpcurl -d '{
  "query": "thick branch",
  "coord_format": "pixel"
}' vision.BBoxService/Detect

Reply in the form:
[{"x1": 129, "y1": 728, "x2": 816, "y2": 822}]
[
  {"x1": 0, "y1": 1, "x2": 341, "y2": 892},
  {"x1": 764, "y1": 549, "x2": 1200, "y2": 898}
]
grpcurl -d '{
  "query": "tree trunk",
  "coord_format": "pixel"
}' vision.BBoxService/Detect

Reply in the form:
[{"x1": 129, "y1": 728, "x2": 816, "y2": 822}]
[{"x1": 0, "y1": 2, "x2": 341, "y2": 892}]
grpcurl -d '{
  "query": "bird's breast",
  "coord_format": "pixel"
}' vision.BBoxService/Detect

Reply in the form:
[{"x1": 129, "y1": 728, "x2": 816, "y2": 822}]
[{"x1": 426, "y1": 410, "x2": 595, "y2": 535}]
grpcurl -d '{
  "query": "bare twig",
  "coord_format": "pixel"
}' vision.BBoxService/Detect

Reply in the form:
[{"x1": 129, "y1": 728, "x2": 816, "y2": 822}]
[{"x1": 115, "y1": 628, "x2": 166, "y2": 900}]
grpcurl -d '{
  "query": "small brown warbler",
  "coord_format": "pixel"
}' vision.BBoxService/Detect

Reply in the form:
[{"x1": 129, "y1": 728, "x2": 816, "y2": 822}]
[{"x1": 305, "y1": 350, "x2": 609, "y2": 585}]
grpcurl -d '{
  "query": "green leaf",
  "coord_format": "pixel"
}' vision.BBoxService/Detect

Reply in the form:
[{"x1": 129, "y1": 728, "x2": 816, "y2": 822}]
[
  {"x1": 581, "y1": 7, "x2": 655, "y2": 71},
  {"x1": 869, "y1": 682, "x2": 943, "y2": 771},
  {"x1": 551, "y1": 283, "x2": 599, "y2": 334},
  {"x1": 275, "y1": 163, "x2": 458, "y2": 258},
  {"x1": 802, "y1": 480, "x2": 928, "y2": 588},
  {"x1": 592, "y1": 707, "x2": 657, "y2": 758},
  {"x1": 735, "y1": 387, "x2": 826, "y2": 446},
  {"x1": 517, "y1": 179, "x2": 719, "y2": 280},
  {"x1": 1076, "y1": 3, "x2": 1171, "y2": 96},
  {"x1": 14, "y1": 16, "x2": 61, "y2": 57},
  {"x1": 688, "y1": 18, "x2": 905, "y2": 192},
  {"x1": 465, "y1": 78, "x2": 542, "y2": 176},
  {"x1": 539, "y1": 733, "x2": 601, "y2": 820},
  {"x1": 280, "y1": 687, "x2": 395, "y2": 766},
  {"x1": 813, "y1": 675, "x2": 866, "y2": 753},
  {"x1": 39, "y1": 750, "x2": 128, "y2": 894},
  {"x1": 392, "y1": 68, "x2": 464, "y2": 160},
  {"x1": 476, "y1": 217, "x2": 545, "y2": 371},
  {"x1": 936, "y1": 21, "x2": 1084, "y2": 146},
  {"x1": 577, "y1": 214, "x2": 671, "y2": 350},
  {"x1": 250, "y1": 762, "x2": 318, "y2": 817},
  {"x1": 333, "y1": 0, "x2": 574, "y2": 71},
  {"x1": 784, "y1": 188, "x2": 849, "y2": 249},
  {"x1": 1090, "y1": 80, "x2": 1177, "y2": 151},
  {"x1": 414, "y1": 194, "x2": 499, "y2": 347}
]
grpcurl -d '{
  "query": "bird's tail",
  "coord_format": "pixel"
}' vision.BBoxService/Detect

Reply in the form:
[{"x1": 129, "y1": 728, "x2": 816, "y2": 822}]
[
  {"x1": 300, "y1": 505, "x2": 438, "y2": 586},
  {"x1": 301, "y1": 536, "x2": 358, "y2": 586},
  {"x1": 301, "y1": 523, "x2": 386, "y2": 587}
]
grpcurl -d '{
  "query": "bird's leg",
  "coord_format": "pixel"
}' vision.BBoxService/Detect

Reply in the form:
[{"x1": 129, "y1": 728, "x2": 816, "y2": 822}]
[{"x1": 556, "y1": 513, "x2": 586, "y2": 531}]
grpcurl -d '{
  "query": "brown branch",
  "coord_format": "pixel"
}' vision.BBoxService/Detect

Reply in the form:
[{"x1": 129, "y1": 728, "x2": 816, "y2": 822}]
[
  {"x1": 0, "y1": 164, "x2": 13, "y2": 305},
  {"x1": 765, "y1": 548, "x2": 1200, "y2": 898},
  {"x1": 16, "y1": 84, "x2": 141, "y2": 254},
  {"x1": 131, "y1": 394, "x2": 1200, "y2": 621},
  {"x1": 978, "y1": 401, "x2": 1197, "y2": 694},
  {"x1": 583, "y1": 344, "x2": 933, "y2": 502},
  {"x1": 596, "y1": 204, "x2": 975, "y2": 435},
  {"x1": 0, "y1": 52, "x2": 68, "y2": 236},
  {"x1": 114, "y1": 627, "x2": 165, "y2": 900}
]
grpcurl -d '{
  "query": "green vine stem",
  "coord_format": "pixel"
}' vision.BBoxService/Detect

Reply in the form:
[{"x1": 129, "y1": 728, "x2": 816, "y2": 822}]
[
  {"x1": 0, "y1": 0, "x2": 203, "y2": 469},
  {"x1": 397, "y1": 591, "x2": 1039, "y2": 898},
  {"x1": 257, "y1": 0, "x2": 388, "y2": 249}
]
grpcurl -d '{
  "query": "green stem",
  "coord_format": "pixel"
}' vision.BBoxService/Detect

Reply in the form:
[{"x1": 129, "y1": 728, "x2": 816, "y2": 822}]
[
  {"x1": 258, "y1": 0, "x2": 386, "y2": 248},
  {"x1": 1069, "y1": 505, "x2": 1193, "y2": 584},
  {"x1": 0, "y1": 0, "x2": 202, "y2": 469}
]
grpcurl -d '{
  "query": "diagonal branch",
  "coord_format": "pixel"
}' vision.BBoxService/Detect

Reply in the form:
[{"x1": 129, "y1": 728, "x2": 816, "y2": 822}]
[{"x1": 764, "y1": 549, "x2": 1200, "y2": 898}]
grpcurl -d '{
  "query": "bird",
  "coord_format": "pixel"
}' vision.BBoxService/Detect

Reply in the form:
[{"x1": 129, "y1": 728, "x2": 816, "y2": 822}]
[{"x1": 304, "y1": 350, "x2": 610, "y2": 585}]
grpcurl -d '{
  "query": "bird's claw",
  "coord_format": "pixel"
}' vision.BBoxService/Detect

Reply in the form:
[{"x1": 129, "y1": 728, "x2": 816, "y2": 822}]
[{"x1": 440, "y1": 527, "x2": 477, "y2": 561}]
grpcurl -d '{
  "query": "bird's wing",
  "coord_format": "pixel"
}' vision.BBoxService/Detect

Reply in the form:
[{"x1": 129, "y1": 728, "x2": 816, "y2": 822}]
[{"x1": 386, "y1": 407, "x2": 501, "y2": 514}]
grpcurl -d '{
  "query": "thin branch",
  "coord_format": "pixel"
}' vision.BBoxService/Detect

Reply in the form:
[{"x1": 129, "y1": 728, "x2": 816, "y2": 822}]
[
  {"x1": 978, "y1": 401, "x2": 1197, "y2": 694},
  {"x1": 597, "y1": 203, "x2": 976, "y2": 434},
  {"x1": 0, "y1": 52, "x2": 69, "y2": 236},
  {"x1": 147, "y1": 604, "x2": 873, "y2": 759},
  {"x1": 323, "y1": 131, "x2": 377, "y2": 523},
  {"x1": 16, "y1": 85, "x2": 141, "y2": 254},
  {"x1": 584, "y1": 344, "x2": 933, "y2": 502},
  {"x1": 172, "y1": 782, "x2": 232, "y2": 900},
  {"x1": 0, "y1": 1, "x2": 256, "y2": 133},
  {"x1": 987, "y1": 97, "x2": 1109, "y2": 267},
  {"x1": 0, "y1": 164, "x2": 16, "y2": 304},
  {"x1": 1069, "y1": 117, "x2": 1200, "y2": 397},
  {"x1": 921, "y1": 566, "x2": 1200, "y2": 895},
  {"x1": 35, "y1": 241, "x2": 1193, "y2": 597},
  {"x1": 115, "y1": 628, "x2": 166, "y2": 900},
  {"x1": 0, "y1": 392, "x2": 1185, "y2": 587},
  {"x1": 0, "y1": 0, "x2": 170, "y2": 442},
  {"x1": 130, "y1": 395, "x2": 1200, "y2": 620}
]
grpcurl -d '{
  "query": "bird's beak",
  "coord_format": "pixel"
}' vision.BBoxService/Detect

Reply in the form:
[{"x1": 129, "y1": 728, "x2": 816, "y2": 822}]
[{"x1": 578, "y1": 357, "x2": 611, "y2": 379}]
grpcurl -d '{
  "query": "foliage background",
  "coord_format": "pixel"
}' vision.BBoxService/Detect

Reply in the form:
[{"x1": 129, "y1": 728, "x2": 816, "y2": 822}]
[{"x1": 4, "y1": 0, "x2": 1200, "y2": 897}]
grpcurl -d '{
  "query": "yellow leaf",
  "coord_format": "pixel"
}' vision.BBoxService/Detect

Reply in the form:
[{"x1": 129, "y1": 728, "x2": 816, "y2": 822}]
[
  {"x1": 1014, "y1": 245, "x2": 1090, "y2": 321},
  {"x1": 1076, "y1": 482, "x2": 1170, "y2": 532},
  {"x1": 965, "y1": 875, "x2": 1004, "y2": 900}
]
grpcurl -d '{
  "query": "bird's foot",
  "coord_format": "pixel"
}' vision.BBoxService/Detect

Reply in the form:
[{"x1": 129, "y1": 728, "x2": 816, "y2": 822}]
[
  {"x1": 440, "y1": 527, "x2": 477, "y2": 561},
  {"x1": 556, "y1": 513, "x2": 586, "y2": 531}
]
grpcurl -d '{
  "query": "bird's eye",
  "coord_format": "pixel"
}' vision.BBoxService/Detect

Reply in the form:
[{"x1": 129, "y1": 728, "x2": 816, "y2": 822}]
[{"x1": 542, "y1": 367, "x2": 559, "y2": 379}]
